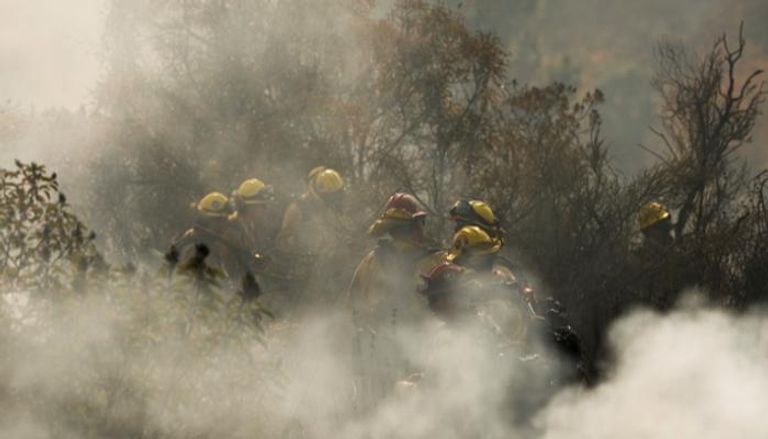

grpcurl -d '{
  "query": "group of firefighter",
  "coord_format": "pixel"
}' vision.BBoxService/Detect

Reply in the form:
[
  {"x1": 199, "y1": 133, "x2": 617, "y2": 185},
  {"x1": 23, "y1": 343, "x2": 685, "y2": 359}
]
[{"x1": 169, "y1": 165, "x2": 680, "y2": 391}]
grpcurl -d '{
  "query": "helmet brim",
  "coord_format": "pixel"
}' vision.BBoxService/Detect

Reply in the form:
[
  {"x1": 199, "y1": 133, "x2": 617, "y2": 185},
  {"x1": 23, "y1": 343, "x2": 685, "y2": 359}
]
[
  {"x1": 446, "y1": 240, "x2": 502, "y2": 262},
  {"x1": 241, "y1": 198, "x2": 272, "y2": 206},
  {"x1": 639, "y1": 211, "x2": 671, "y2": 231},
  {"x1": 368, "y1": 217, "x2": 419, "y2": 237}
]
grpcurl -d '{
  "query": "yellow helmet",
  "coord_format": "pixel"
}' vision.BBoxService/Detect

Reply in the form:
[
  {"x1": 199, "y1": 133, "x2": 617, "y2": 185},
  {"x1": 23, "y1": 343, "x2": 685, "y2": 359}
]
[
  {"x1": 638, "y1": 201, "x2": 671, "y2": 231},
  {"x1": 469, "y1": 200, "x2": 497, "y2": 225},
  {"x1": 234, "y1": 178, "x2": 273, "y2": 205},
  {"x1": 446, "y1": 225, "x2": 503, "y2": 262},
  {"x1": 308, "y1": 166, "x2": 344, "y2": 194},
  {"x1": 307, "y1": 166, "x2": 326, "y2": 181},
  {"x1": 196, "y1": 192, "x2": 230, "y2": 218},
  {"x1": 449, "y1": 199, "x2": 500, "y2": 229},
  {"x1": 367, "y1": 192, "x2": 428, "y2": 237}
]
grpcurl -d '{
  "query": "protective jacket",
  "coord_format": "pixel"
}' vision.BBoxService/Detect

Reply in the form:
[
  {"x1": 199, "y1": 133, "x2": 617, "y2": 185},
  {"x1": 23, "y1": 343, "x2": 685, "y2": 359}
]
[{"x1": 348, "y1": 239, "x2": 445, "y2": 324}]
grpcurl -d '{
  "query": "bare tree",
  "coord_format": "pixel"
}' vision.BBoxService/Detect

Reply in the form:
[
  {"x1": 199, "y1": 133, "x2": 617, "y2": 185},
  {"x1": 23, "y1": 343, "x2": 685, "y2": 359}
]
[{"x1": 651, "y1": 23, "x2": 765, "y2": 239}]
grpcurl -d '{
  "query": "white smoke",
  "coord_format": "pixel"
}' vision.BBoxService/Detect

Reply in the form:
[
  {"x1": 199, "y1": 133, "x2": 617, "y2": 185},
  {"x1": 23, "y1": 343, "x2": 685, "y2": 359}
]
[
  {"x1": 538, "y1": 298, "x2": 768, "y2": 438},
  {"x1": 1, "y1": 287, "x2": 767, "y2": 438}
]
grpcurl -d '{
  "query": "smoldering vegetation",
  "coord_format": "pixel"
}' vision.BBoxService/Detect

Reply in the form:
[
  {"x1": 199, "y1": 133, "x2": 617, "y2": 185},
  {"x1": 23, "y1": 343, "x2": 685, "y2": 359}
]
[{"x1": 1, "y1": 0, "x2": 768, "y2": 437}]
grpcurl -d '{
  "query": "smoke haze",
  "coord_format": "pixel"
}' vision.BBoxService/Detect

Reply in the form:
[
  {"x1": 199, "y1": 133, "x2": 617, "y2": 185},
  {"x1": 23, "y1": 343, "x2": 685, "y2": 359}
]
[
  {"x1": 3, "y1": 0, "x2": 766, "y2": 171},
  {"x1": 455, "y1": 0, "x2": 768, "y2": 171},
  {"x1": 2, "y1": 288, "x2": 767, "y2": 438},
  {"x1": 0, "y1": 2, "x2": 767, "y2": 437},
  {"x1": 0, "y1": 0, "x2": 105, "y2": 109},
  {"x1": 539, "y1": 299, "x2": 768, "y2": 438}
]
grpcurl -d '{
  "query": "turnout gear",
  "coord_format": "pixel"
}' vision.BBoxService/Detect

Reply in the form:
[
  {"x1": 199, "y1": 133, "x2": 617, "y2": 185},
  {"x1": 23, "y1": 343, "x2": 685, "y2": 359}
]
[
  {"x1": 436, "y1": 225, "x2": 561, "y2": 346},
  {"x1": 420, "y1": 260, "x2": 532, "y2": 344},
  {"x1": 444, "y1": 225, "x2": 525, "y2": 307},
  {"x1": 420, "y1": 262, "x2": 464, "y2": 297},
  {"x1": 170, "y1": 192, "x2": 261, "y2": 289},
  {"x1": 348, "y1": 240, "x2": 443, "y2": 317},
  {"x1": 423, "y1": 258, "x2": 587, "y2": 385},
  {"x1": 196, "y1": 192, "x2": 231, "y2": 218},
  {"x1": 422, "y1": 203, "x2": 587, "y2": 387},
  {"x1": 272, "y1": 166, "x2": 355, "y2": 309},
  {"x1": 418, "y1": 262, "x2": 466, "y2": 319},
  {"x1": 230, "y1": 177, "x2": 279, "y2": 253},
  {"x1": 276, "y1": 166, "x2": 349, "y2": 254},
  {"x1": 637, "y1": 201, "x2": 671, "y2": 231},
  {"x1": 629, "y1": 209, "x2": 697, "y2": 311},
  {"x1": 347, "y1": 192, "x2": 442, "y2": 413},
  {"x1": 349, "y1": 192, "x2": 442, "y2": 316}
]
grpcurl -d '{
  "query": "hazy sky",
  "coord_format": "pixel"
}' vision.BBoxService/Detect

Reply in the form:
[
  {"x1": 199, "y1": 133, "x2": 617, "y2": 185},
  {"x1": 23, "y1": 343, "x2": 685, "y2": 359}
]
[
  {"x1": 456, "y1": 0, "x2": 768, "y2": 169},
  {"x1": 1, "y1": 0, "x2": 765, "y2": 111},
  {"x1": 0, "y1": 0, "x2": 765, "y2": 170},
  {"x1": 0, "y1": 0, "x2": 105, "y2": 109}
]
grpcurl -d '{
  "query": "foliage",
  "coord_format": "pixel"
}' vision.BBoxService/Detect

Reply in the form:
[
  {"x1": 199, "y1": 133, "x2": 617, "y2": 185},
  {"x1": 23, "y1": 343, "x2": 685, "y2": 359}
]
[
  {"x1": 650, "y1": 23, "x2": 765, "y2": 238},
  {"x1": 0, "y1": 210, "x2": 274, "y2": 438},
  {"x1": 0, "y1": 161, "x2": 103, "y2": 292},
  {"x1": 0, "y1": 160, "x2": 276, "y2": 437},
  {"x1": 641, "y1": 24, "x2": 767, "y2": 306}
]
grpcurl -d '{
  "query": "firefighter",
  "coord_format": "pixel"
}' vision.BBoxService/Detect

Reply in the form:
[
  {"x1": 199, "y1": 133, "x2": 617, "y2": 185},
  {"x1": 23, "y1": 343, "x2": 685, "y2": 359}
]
[
  {"x1": 444, "y1": 225, "x2": 533, "y2": 308},
  {"x1": 346, "y1": 192, "x2": 443, "y2": 412},
  {"x1": 637, "y1": 201, "x2": 675, "y2": 247},
  {"x1": 230, "y1": 177, "x2": 277, "y2": 252},
  {"x1": 273, "y1": 166, "x2": 354, "y2": 306},
  {"x1": 275, "y1": 166, "x2": 346, "y2": 254},
  {"x1": 430, "y1": 229, "x2": 587, "y2": 384},
  {"x1": 169, "y1": 192, "x2": 262, "y2": 292},
  {"x1": 447, "y1": 200, "x2": 516, "y2": 290},
  {"x1": 631, "y1": 201, "x2": 696, "y2": 310},
  {"x1": 347, "y1": 192, "x2": 444, "y2": 322},
  {"x1": 442, "y1": 225, "x2": 534, "y2": 343}
]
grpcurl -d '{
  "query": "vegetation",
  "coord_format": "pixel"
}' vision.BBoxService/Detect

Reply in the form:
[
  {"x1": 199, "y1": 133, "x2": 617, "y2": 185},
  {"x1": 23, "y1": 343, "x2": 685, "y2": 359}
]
[
  {"x1": 0, "y1": 161, "x2": 102, "y2": 292},
  {"x1": 0, "y1": 164, "x2": 272, "y2": 437}
]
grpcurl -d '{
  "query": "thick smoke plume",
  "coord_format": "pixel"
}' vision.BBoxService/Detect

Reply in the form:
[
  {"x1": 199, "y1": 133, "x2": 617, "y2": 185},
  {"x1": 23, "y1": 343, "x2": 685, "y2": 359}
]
[
  {"x1": 1, "y1": 288, "x2": 767, "y2": 438},
  {"x1": 539, "y1": 297, "x2": 768, "y2": 438}
]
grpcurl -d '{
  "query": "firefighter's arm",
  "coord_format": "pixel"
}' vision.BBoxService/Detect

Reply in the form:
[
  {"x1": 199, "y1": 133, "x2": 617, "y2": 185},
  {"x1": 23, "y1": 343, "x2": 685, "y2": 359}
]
[{"x1": 346, "y1": 251, "x2": 376, "y2": 310}]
